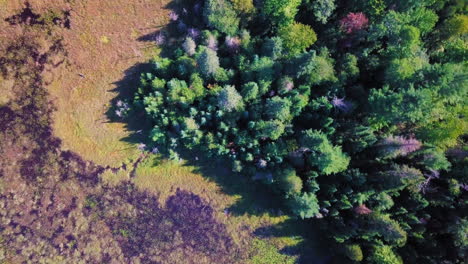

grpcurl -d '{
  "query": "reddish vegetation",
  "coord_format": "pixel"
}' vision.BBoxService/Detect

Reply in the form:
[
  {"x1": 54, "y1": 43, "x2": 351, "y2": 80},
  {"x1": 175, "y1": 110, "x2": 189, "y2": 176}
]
[
  {"x1": 340, "y1": 12, "x2": 369, "y2": 34},
  {"x1": 354, "y1": 204, "x2": 373, "y2": 215}
]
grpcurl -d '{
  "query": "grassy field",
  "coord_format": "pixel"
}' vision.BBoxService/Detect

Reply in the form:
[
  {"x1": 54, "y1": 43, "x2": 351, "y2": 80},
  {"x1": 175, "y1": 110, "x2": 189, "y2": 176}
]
[{"x1": 44, "y1": 0, "x2": 170, "y2": 167}]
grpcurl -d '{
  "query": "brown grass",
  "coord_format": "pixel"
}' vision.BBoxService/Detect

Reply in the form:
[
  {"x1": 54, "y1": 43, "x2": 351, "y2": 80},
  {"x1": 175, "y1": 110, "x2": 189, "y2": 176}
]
[{"x1": 1, "y1": 0, "x2": 169, "y2": 167}]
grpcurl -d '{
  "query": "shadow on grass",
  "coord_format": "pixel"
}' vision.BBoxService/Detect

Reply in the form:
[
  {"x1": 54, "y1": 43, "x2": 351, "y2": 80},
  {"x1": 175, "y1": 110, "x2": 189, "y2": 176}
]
[
  {"x1": 180, "y1": 151, "x2": 333, "y2": 263},
  {"x1": 106, "y1": 1, "x2": 332, "y2": 263}
]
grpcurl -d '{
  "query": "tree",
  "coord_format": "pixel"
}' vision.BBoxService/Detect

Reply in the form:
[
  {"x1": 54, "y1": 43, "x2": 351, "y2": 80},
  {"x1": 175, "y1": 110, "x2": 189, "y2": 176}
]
[
  {"x1": 377, "y1": 165, "x2": 424, "y2": 191},
  {"x1": 262, "y1": 0, "x2": 302, "y2": 27},
  {"x1": 277, "y1": 167, "x2": 303, "y2": 195},
  {"x1": 367, "y1": 213, "x2": 407, "y2": 246},
  {"x1": 340, "y1": 12, "x2": 369, "y2": 34},
  {"x1": 278, "y1": 23, "x2": 317, "y2": 56},
  {"x1": 377, "y1": 136, "x2": 422, "y2": 159},
  {"x1": 265, "y1": 96, "x2": 292, "y2": 121},
  {"x1": 294, "y1": 49, "x2": 336, "y2": 85},
  {"x1": 217, "y1": 85, "x2": 244, "y2": 112},
  {"x1": 441, "y1": 14, "x2": 468, "y2": 40},
  {"x1": 203, "y1": 0, "x2": 240, "y2": 35},
  {"x1": 368, "y1": 245, "x2": 403, "y2": 264},
  {"x1": 288, "y1": 192, "x2": 319, "y2": 219},
  {"x1": 368, "y1": 86, "x2": 433, "y2": 125},
  {"x1": 344, "y1": 244, "x2": 363, "y2": 262},
  {"x1": 300, "y1": 129, "x2": 350, "y2": 175},
  {"x1": 339, "y1": 53, "x2": 359, "y2": 82},
  {"x1": 240, "y1": 82, "x2": 259, "y2": 102},
  {"x1": 448, "y1": 218, "x2": 468, "y2": 258},
  {"x1": 182, "y1": 37, "x2": 196, "y2": 56},
  {"x1": 197, "y1": 47, "x2": 220, "y2": 78},
  {"x1": 307, "y1": 0, "x2": 336, "y2": 24},
  {"x1": 261, "y1": 37, "x2": 284, "y2": 60},
  {"x1": 255, "y1": 120, "x2": 285, "y2": 140},
  {"x1": 231, "y1": 0, "x2": 255, "y2": 23}
]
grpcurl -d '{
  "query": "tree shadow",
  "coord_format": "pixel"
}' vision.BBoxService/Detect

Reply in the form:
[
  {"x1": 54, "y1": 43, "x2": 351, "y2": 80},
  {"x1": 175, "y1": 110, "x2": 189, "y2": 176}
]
[
  {"x1": 92, "y1": 183, "x2": 242, "y2": 262},
  {"x1": 253, "y1": 218, "x2": 335, "y2": 264},
  {"x1": 105, "y1": 62, "x2": 154, "y2": 146}
]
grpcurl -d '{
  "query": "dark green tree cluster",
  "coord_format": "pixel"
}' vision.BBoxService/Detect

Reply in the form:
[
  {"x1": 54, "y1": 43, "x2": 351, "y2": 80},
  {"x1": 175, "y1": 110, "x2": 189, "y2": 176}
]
[{"x1": 131, "y1": 0, "x2": 467, "y2": 262}]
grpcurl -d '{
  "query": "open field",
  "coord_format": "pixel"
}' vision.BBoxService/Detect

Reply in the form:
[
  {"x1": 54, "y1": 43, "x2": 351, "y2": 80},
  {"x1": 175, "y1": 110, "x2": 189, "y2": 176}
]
[{"x1": 1, "y1": 0, "x2": 169, "y2": 167}]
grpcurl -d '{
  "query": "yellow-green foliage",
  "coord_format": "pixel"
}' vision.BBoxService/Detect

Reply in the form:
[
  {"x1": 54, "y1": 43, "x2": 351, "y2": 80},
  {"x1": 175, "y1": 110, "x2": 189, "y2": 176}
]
[
  {"x1": 231, "y1": 0, "x2": 255, "y2": 16},
  {"x1": 278, "y1": 23, "x2": 317, "y2": 56},
  {"x1": 344, "y1": 244, "x2": 364, "y2": 262},
  {"x1": 442, "y1": 14, "x2": 468, "y2": 39}
]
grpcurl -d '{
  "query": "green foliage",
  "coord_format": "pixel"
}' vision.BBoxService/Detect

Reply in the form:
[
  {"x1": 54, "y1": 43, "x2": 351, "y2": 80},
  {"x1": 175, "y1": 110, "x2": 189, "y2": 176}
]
[
  {"x1": 441, "y1": 14, "x2": 468, "y2": 40},
  {"x1": 294, "y1": 49, "x2": 336, "y2": 85},
  {"x1": 256, "y1": 120, "x2": 285, "y2": 140},
  {"x1": 262, "y1": 0, "x2": 302, "y2": 27},
  {"x1": 344, "y1": 244, "x2": 363, "y2": 262},
  {"x1": 288, "y1": 192, "x2": 319, "y2": 219},
  {"x1": 277, "y1": 167, "x2": 303, "y2": 195},
  {"x1": 265, "y1": 96, "x2": 292, "y2": 121},
  {"x1": 366, "y1": 213, "x2": 407, "y2": 246},
  {"x1": 217, "y1": 85, "x2": 244, "y2": 112},
  {"x1": 339, "y1": 54, "x2": 359, "y2": 82},
  {"x1": 300, "y1": 130, "x2": 350, "y2": 175},
  {"x1": 231, "y1": 0, "x2": 255, "y2": 17},
  {"x1": 197, "y1": 47, "x2": 220, "y2": 78},
  {"x1": 368, "y1": 245, "x2": 403, "y2": 264},
  {"x1": 261, "y1": 37, "x2": 284, "y2": 60},
  {"x1": 308, "y1": 0, "x2": 336, "y2": 24},
  {"x1": 241, "y1": 82, "x2": 259, "y2": 102},
  {"x1": 278, "y1": 23, "x2": 317, "y2": 56},
  {"x1": 130, "y1": 2, "x2": 468, "y2": 263},
  {"x1": 203, "y1": 0, "x2": 240, "y2": 35},
  {"x1": 448, "y1": 218, "x2": 468, "y2": 255},
  {"x1": 368, "y1": 86, "x2": 433, "y2": 125}
]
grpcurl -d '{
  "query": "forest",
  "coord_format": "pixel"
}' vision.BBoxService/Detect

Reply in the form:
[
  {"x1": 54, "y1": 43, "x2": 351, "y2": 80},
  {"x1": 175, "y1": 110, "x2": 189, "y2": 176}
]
[{"x1": 124, "y1": 0, "x2": 468, "y2": 263}]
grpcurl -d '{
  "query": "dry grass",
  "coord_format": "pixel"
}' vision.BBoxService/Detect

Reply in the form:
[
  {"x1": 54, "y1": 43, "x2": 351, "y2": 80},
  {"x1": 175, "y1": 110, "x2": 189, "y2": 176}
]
[
  {"x1": 0, "y1": 0, "x2": 169, "y2": 167},
  {"x1": 47, "y1": 0, "x2": 169, "y2": 167}
]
